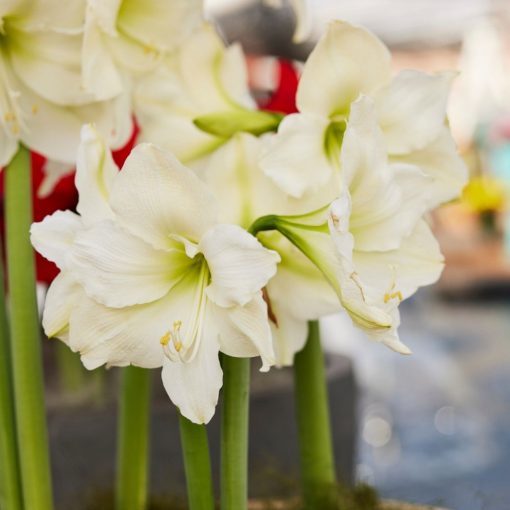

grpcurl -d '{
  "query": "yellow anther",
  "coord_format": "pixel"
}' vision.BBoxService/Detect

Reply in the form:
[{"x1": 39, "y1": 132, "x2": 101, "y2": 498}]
[
  {"x1": 4, "y1": 112, "x2": 14, "y2": 122},
  {"x1": 384, "y1": 291, "x2": 403, "y2": 304},
  {"x1": 160, "y1": 331, "x2": 171, "y2": 346},
  {"x1": 32, "y1": 104, "x2": 39, "y2": 114},
  {"x1": 173, "y1": 320, "x2": 182, "y2": 331},
  {"x1": 174, "y1": 341, "x2": 182, "y2": 353}
]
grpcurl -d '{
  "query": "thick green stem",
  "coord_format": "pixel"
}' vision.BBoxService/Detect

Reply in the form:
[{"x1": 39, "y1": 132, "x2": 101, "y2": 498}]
[
  {"x1": 55, "y1": 341, "x2": 86, "y2": 394},
  {"x1": 294, "y1": 321, "x2": 337, "y2": 509},
  {"x1": 179, "y1": 414, "x2": 215, "y2": 510},
  {"x1": 221, "y1": 356, "x2": 250, "y2": 510},
  {"x1": 115, "y1": 366, "x2": 152, "y2": 510},
  {"x1": 5, "y1": 146, "x2": 54, "y2": 510},
  {"x1": 0, "y1": 239, "x2": 23, "y2": 510}
]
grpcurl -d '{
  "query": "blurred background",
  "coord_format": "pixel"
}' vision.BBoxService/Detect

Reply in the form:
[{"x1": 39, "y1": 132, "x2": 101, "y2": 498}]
[{"x1": 204, "y1": 1, "x2": 510, "y2": 509}]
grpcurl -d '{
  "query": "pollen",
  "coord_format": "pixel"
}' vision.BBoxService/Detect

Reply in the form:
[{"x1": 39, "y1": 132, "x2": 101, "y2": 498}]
[
  {"x1": 160, "y1": 331, "x2": 171, "y2": 346},
  {"x1": 32, "y1": 104, "x2": 39, "y2": 114},
  {"x1": 384, "y1": 291, "x2": 403, "y2": 304}
]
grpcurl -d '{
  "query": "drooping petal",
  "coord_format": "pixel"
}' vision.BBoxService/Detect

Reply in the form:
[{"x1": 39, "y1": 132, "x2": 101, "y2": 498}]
[
  {"x1": 199, "y1": 224, "x2": 280, "y2": 308},
  {"x1": 297, "y1": 20, "x2": 391, "y2": 117},
  {"x1": 68, "y1": 219, "x2": 193, "y2": 308},
  {"x1": 42, "y1": 271, "x2": 83, "y2": 340},
  {"x1": 216, "y1": 292, "x2": 275, "y2": 371},
  {"x1": 0, "y1": 131, "x2": 18, "y2": 167},
  {"x1": 30, "y1": 210, "x2": 82, "y2": 269},
  {"x1": 161, "y1": 304, "x2": 222, "y2": 424},
  {"x1": 390, "y1": 128, "x2": 468, "y2": 209},
  {"x1": 109, "y1": 143, "x2": 218, "y2": 250},
  {"x1": 75, "y1": 124, "x2": 119, "y2": 224},
  {"x1": 259, "y1": 113, "x2": 333, "y2": 198},
  {"x1": 353, "y1": 220, "x2": 444, "y2": 300},
  {"x1": 374, "y1": 70, "x2": 455, "y2": 155}
]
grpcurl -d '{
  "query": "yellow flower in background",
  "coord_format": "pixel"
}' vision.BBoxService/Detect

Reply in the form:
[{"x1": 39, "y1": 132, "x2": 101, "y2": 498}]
[{"x1": 462, "y1": 175, "x2": 507, "y2": 213}]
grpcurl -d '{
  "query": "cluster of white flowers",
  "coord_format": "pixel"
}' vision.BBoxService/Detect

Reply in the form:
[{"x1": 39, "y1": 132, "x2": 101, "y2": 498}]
[
  {"x1": 0, "y1": 0, "x2": 201, "y2": 166},
  {"x1": 29, "y1": 4, "x2": 467, "y2": 424}
]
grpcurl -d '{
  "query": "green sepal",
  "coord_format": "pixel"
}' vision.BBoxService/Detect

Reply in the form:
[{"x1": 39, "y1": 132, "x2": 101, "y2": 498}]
[{"x1": 193, "y1": 110, "x2": 284, "y2": 138}]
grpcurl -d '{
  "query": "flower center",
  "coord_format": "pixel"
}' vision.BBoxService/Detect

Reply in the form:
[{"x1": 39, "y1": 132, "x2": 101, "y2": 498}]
[{"x1": 159, "y1": 260, "x2": 210, "y2": 364}]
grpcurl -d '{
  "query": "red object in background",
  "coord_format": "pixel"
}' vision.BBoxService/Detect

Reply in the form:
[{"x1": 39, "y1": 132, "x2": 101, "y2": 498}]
[
  {"x1": 0, "y1": 123, "x2": 139, "y2": 284},
  {"x1": 257, "y1": 59, "x2": 300, "y2": 115}
]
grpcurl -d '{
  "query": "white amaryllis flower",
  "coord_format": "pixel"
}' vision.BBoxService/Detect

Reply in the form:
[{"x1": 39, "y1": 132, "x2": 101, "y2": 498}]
[
  {"x1": 260, "y1": 20, "x2": 466, "y2": 205},
  {"x1": 0, "y1": 0, "x2": 131, "y2": 166},
  {"x1": 200, "y1": 132, "x2": 338, "y2": 365},
  {"x1": 134, "y1": 23, "x2": 282, "y2": 164},
  {"x1": 31, "y1": 125, "x2": 279, "y2": 424},
  {"x1": 253, "y1": 98, "x2": 445, "y2": 354}
]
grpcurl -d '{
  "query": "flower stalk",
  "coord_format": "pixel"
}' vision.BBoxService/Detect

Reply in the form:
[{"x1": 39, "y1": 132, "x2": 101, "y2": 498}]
[
  {"x1": 0, "y1": 238, "x2": 23, "y2": 510},
  {"x1": 5, "y1": 146, "x2": 54, "y2": 510},
  {"x1": 179, "y1": 414, "x2": 215, "y2": 510},
  {"x1": 221, "y1": 355, "x2": 250, "y2": 510},
  {"x1": 115, "y1": 366, "x2": 152, "y2": 510},
  {"x1": 294, "y1": 321, "x2": 337, "y2": 509}
]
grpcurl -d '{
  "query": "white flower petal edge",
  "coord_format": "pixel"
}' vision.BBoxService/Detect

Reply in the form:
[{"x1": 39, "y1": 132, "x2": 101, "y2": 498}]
[
  {"x1": 297, "y1": 20, "x2": 391, "y2": 117},
  {"x1": 199, "y1": 224, "x2": 280, "y2": 308}
]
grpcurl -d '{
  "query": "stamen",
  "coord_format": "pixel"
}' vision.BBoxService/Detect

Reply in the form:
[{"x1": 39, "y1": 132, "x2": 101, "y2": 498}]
[
  {"x1": 384, "y1": 291, "x2": 403, "y2": 304},
  {"x1": 160, "y1": 331, "x2": 171, "y2": 346}
]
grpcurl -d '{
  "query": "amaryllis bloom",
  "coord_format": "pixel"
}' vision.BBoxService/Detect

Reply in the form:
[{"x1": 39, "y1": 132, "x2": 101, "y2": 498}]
[
  {"x1": 253, "y1": 97, "x2": 446, "y2": 353},
  {"x1": 134, "y1": 23, "x2": 281, "y2": 164},
  {"x1": 0, "y1": 0, "x2": 131, "y2": 166},
  {"x1": 260, "y1": 20, "x2": 466, "y2": 203},
  {"x1": 31, "y1": 126, "x2": 279, "y2": 423}
]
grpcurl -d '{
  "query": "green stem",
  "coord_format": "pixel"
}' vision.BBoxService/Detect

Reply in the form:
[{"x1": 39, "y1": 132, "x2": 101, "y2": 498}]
[
  {"x1": 115, "y1": 366, "x2": 152, "y2": 510},
  {"x1": 55, "y1": 341, "x2": 86, "y2": 394},
  {"x1": 179, "y1": 414, "x2": 215, "y2": 510},
  {"x1": 0, "y1": 239, "x2": 23, "y2": 509},
  {"x1": 294, "y1": 321, "x2": 337, "y2": 509},
  {"x1": 221, "y1": 356, "x2": 250, "y2": 510},
  {"x1": 5, "y1": 146, "x2": 54, "y2": 510}
]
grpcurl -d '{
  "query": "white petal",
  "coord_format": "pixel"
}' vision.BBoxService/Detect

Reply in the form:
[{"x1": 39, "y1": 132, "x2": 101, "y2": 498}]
[
  {"x1": 81, "y1": 11, "x2": 124, "y2": 100},
  {"x1": 259, "y1": 113, "x2": 333, "y2": 198},
  {"x1": 30, "y1": 210, "x2": 82, "y2": 270},
  {"x1": 75, "y1": 124, "x2": 119, "y2": 225},
  {"x1": 110, "y1": 143, "x2": 218, "y2": 250},
  {"x1": 269, "y1": 305, "x2": 308, "y2": 367},
  {"x1": 391, "y1": 128, "x2": 468, "y2": 209},
  {"x1": 69, "y1": 220, "x2": 192, "y2": 308},
  {"x1": 199, "y1": 224, "x2": 280, "y2": 308},
  {"x1": 0, "y1": 132, "x2": 18, "y2": 167},
  {"x1": 261, "y1": 230, "x2": 339, "y2": 320},
  {"x1": 353, "y1": 220, "x2": 444, "y2": 300},
  {"x1": 297, "y1": 20, "x2": 391, "y2": 116},
  {"x1": 42, "y1": 272, "x2": 82, "y2": 340},
  {"x1": 162, "y1": 306, "x2": 222, "y2": 424},
  {"x1": 117, "y1": 0, "x2": 202, "y2": 54},
  {"x1": 69, "y1": 272, "x2": 199, "y2": 370},
  {"x1": 9, "y1": 28, "x2": 109, "y2": 105},
  {"x1": 343, "y1": 97, "x2": 432, "y2": 251},
  {"x1": 374, "y1": 70, "x2": 455, "y2": 155},
  {"x1": 216, "y1": 293, "x2": 275, "y2": 371}
]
